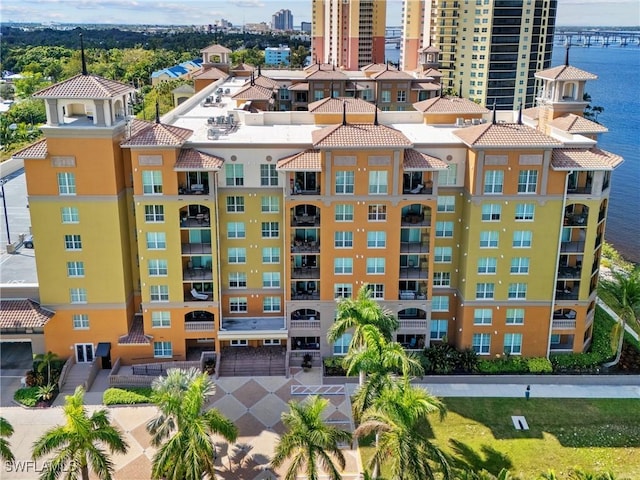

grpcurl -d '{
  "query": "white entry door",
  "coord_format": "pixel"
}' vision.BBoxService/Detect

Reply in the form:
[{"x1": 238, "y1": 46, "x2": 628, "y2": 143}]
[{"x1": 75, "y1": 343, "x2": 94, "y2": 363}]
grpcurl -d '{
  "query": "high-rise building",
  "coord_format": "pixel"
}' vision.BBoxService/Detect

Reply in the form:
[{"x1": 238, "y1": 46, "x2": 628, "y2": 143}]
[
  {"x1": 311, "y1": 0, "x2": 387, "y2": 70},
  {"x1": 271, "y1": 9, "x2": 293, "y2": 31},
  {"x1": 400, "y1": 0, "x2": 557, "y2": 110},
  {"x1": 15, "y1": 47, "x2": 621, "y2": 371}
]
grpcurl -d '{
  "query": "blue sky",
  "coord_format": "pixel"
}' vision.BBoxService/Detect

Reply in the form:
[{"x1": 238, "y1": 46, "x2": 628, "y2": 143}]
[{"x1": 1, "y1": 0, "x2": 638, "y2": 27}]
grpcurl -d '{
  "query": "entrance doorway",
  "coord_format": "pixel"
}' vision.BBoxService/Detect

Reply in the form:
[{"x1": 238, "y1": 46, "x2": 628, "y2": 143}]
[{"x1": 75, "y1": 343, "x2": 94, "y2": 363}]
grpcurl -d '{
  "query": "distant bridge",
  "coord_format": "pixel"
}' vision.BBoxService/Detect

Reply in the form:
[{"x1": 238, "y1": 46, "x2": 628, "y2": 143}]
[{"x1": 554, "y1": 30, "x2": 640, "y2": 47}]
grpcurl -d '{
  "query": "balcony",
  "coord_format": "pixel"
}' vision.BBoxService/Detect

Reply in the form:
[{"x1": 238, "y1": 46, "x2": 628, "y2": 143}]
[
  {"x1": 555, "y1": 285, "x2": 579, "y2": 301},
  {"x1": 398, "y1": 290, "x2": 427, "y2": 300},
  {"x1": 185, "y1": 321, "x2": 215, "y2": 332},
  {"x1": 552, "y1": 319, "x2": 577, "y2": 329},
  {"x1": 398, "y1": 319, "x2": 428, "y2": 329},
  {"x1": 291, "y1": 240, "x2": 320, "y2": 254},
  {"x1": 400, "y1": 241, "x2": 429, "y2": 254},
  {"x1": 292, "y1": 214, "x2": 320, "y2": 227},
  {"x1": 563, "y1": 214, "x2": 588, "y2": 227},
  {"x1": 182, "y1": 242, "x2": 212, "y2": 254},
  {"x1": 220, "y1": 316, "x2": 286, "y2": 331},
  {"x1": 399, "y1": 267, "x2": 429, "y2": 280},
  {"x1": 291, "y1": 281, "x2": 319, "y2": 300},
  {"x1": 557, "y1": 265, "x2": 582, "y2": 279},
  {"x1": 560, "y1": 241, "x2": 585, "y2": 253}
]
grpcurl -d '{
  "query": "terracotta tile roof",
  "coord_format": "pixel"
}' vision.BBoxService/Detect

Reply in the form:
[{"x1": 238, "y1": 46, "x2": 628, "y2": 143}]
[
  {"x1": 304, "y1": 63, "x2": 334, "y2": 72},
  {"x1": 245, "y1": 75, "x2": 279, "y2": 89},
  {"x1": 33, "y1": 74, "x2": 134, "y2": 99},
  {"x1": 522, "y1": 106, "x2": 541, "y2": 120},
  {"x1": 421, "y1": 68, "x2": 443, "y2": 78},
  {"x1": 172, "y1": 84, "x2": 195, "y2": 94},
  {"x1": 419, "y1": 45, "x2": 441, "y2": 53},
  {"x1": 232, "y1": 63, "x2": 256, "y2": 72},
  {"x1": 288, "y1": 82, "x2": 309, "y2": 91},
  {"x1": 201, "y1": 44, "x2": 232, "y2": 54},
  {"x1": 412, "y1": 82, "x2": 441, "y2": 91},
  {"x1": 361, "y1": 63, "x2": 396, "y2": 72},
  {"x1": 535, "y1": 64, "x2": 597, "y2": 81},
  {"x1": 413, "y1": 96, "x2": 489, "y2": 114},
  {"x1": 305, "y1": 69, "x2": 348, "y2": 80},
  {"x1": 312, "y1": 124, "x2": 412, "y2": 148},
  {"x1": 118, "y1": 316, "x2": 152, "y2": 345},
  {"x1": 548, "y1": 114, "x2": 608, "y2": 134},
  {"x1": 0, "y1": 299, "x2": 54, "y2": 329},
  {"x1": 551, "y1": 147, "x2": 623, "y2": 171},
  {"x1": 454, "y1": 122, "x2": 563, "y2": 148},
  {"x1": 307, "y1": 97, "x2": 378, "y2": 113},
  {"x1": 276, "y1": 149, "x2": 322, "y2": 171},
  {"x1": 403, "y1": 149, "x2": 448, "y2": 170},
  {"x1": 232, "y1": 83, "x2": 274, "y2": 101},
  {"x1": 174, "y1": 149, "x2": 224, "y2": 170},
  {"x1": 121, "y1": 122, "x2": 193, "y2": 147},
  {"x1": 127, "y1": 119, "x2": 154, "y2": 137},
  {"x1": 192, "y1": 67, "x2": 228, "y2": 80},
  {"x1": 372, "y1": 69, "x2": 414, "y2": 80},
  {"x1": 12, "y1": 139, "x2": 48, "y2": 159}
]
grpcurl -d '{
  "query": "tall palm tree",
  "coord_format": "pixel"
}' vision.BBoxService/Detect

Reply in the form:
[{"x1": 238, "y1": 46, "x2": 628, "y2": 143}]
[
  {"x1": 271, "y1": 395, "x2": 352, "y2": 480},
  {"x1": 355, "y1": 379, "x2": 450, "y2": 480},
  {"x1": 32, "y1": 386, "x2": 128, "y2": 480},
  {"x1": 601, "y1": 266, "x2": 640, "y2": 368},
  {"x1": 147, "y1": 368, "x2": 237, "y2": 480},
  {"x1": 0, "y1": 417, "x2": 15, "y2": 462}
]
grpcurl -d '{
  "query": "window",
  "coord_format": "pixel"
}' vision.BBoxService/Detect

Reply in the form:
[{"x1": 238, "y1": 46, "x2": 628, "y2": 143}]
[
  {"x1": 481, "y1": 204, "x2": 502, "y2": 221},
  {"x1": 508, "y1": 283, "x2": 527, "y2": 299},
  {"x1": 515, "y1": 203, "x2": 535, "y2": 221},
  {"x1": 64, "y1": 234, "x2": 82, "y2": 250},
  {"x1": 226, "y1": 196, "x2": 245, "y2": 213},
  {"x1": 480, "y1": 231, "x2": 498, "y2": 248},
  {"x1": 476, "y1": 283, "x2": 494, "y2": 299},
  {"x1": 314, "y1": 89, "x2": 323, "y2": 101},
  {"x1": 261, "y1": 196, "x2": 279, "y2": 213},
  {"x1": 333, "y1": 333, "x2": 352, "y2": 355},
  {"x1": 263, "y1": 272, "x2": 281, "y2": 288},
  {"x1": 518, "y1": 170, "x2": 538, "y2": 193},
  {"x1": 368, "y1": 204, "x2": 387, "y2": 221},
  {"x1": 335, "y1": 231, "x2": 353, "y2": 248},
  {"x1": 474, "y1": 308, "x2": 493, "y2": 325},
  {"x1": 260, "y1": 164, "x2": 278, "y2": 186},
  {"x1": 145, "y1": 205, "x2": 164, "y2": 222},
  {"x1": 334, "y1": 283, "x2": 353, "y2": 298},
  {"x1": 151, "y1": 311, "x2": 171, "y2": 328},
  {"x1": 433, "y1": 272, "x2": 451, "y2": 287},
  {"x1": 334, "y1": 258, "x2": 353, "y2": 274},
  {"x1": 262, "y1": 247, "x2": 280, "y2": 263},
  {"x1": 153, "y1": 341, "x2": 172, "y2": 358},
  {"x1": 57, "y1": 172, "x2": 76, "y2": 195},
  {"x1": 227, "y1": 222, "x2": 246, "y2": 239},
  {"x1": 148, "y1": 259, "x2": 168, "y2": 276},
  {"x1": 366, "y1": 231, "x2": 385, "y2": 248},
  {"x1": 61, "y1": 207, "x2": 79, "y2": 223},
  {"x1": 510, "y1": 257, "x2": 530, "y2": 274},
  {"x1": 477, "y1": 257, "x2": 497, "y2": 274},
  {"x1": 437, "y1": 196, "x2": 455, "y2": 212},
  {"x1": 231, "y1": 339, "x2": 248, "y2": 346},
  {"x1": 263, "y1": 339, "x2": 281, "y2": 345},
  {"x1": 261, "y1": 222, "x2": 279, "y2": 238},
  {"x1": 230, "y1": 297, "x2": 248, "y2": 312},
  {"x1": 229, "y1": 272, "x2": 247, "y2": 288},
  {"x1": 440, "y1": 164, "x2": 457, "y2": 185},
  {"x1": 397, "y1": 90, "x2": 407, "y2": 102},
  {"x1": 430, "y1": 319, "x2": 448, "y2": 340},
  {"x1": 225, "y1": 164, "x2": 244, "y2": 186},
  {"x1": 263, "y1": 296, "x2": 281, "y2": 312},
  {"x1": 366, "y1": 258, "x2": 385, "y2": 274},
  {"x1": 228, "y1": 248, "x2": 246, "y2": 263},
  {"x1": 67, "y1": 261, "x2": 85, "y2": 277},
  {"x1": 336, "y1": 171, "x2": 354, "y2": 194},
  {"x1": 434, "y1": 247, "x2": 452, "y2": 263},
  {"x1": 72, "y1": 314, "x2": 89, "y2": 329},
  {"x1": 504, "y1": 333, "x2": 522, "y2": 355},
  {"x1": 435, "y1": 221, "x2": 454, "y2": 237},
  {"x1": 368, "y1": 284, "x2": 384, "y2": 299},
  {"x1": 142, "y1": 170, "x2": 162, "y2": 194},
  {"x1": 146, "y1": 232, "x2": 166, "y2": 250},
  {"x1": 150, "y1": 285, "x2": 169, "y2": 302},
  {"x1": 484, "y1": 170, "x2": 504, "y2": 194},
  {"x1": 335, "y1": 204, "x2": 354, "y2": 221},
  {"x1": 513, "y1": 231, "x2": 532, "y2": 248},
  {"x1": 472, "y1": 333, "x2": 491, "y2": 354},
  {"x1": 381, "y1": 90, "x2": 391, "y2": 102},
  {"x1": 432, "y1": 296, "x2": 449, "y2": 312},
  {"x1": 506, "y1": 308, "x2": 525, "y2": 325},
  {"x1": 368, "y1": 171, "x2": 388, "y2": 194},
  {"x1": 70, "y1": 288, "x2": 87, "y2": 304}
]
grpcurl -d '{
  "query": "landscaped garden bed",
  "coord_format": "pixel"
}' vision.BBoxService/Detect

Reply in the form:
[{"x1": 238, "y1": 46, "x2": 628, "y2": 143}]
[{"x1": 103, "y1": 386, "x2": 153, "y2": 405}]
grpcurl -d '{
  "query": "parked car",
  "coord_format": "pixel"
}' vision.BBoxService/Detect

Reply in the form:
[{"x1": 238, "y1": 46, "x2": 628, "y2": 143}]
[{"x1": 23, "y1": 235, "x2": 33, "y2": 248}]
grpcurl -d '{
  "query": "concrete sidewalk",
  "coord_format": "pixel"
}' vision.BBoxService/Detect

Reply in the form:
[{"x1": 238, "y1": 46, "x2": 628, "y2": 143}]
[{"x1": 416, "y1": 382, "x2": 640, "y2": 398}]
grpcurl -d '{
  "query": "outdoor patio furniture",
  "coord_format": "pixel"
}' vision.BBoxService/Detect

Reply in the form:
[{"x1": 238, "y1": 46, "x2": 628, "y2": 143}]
[{"x1": 191, "y1": 288, "x2": 208, "y2": 300}]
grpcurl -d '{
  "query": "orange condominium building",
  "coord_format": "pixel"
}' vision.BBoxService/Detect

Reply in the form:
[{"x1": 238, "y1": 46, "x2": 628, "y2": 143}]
[{"x1": 14, "y1": 60, "x2": 621, "y2": 371}]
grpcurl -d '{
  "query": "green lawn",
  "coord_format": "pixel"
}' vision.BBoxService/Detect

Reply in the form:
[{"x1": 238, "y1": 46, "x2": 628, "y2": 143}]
[{"x1": 360, "y1": 398, "x2": 640, "y2": 478}]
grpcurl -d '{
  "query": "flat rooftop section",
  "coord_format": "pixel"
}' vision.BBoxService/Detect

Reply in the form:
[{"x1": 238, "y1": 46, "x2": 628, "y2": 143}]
[{"x1": 221, "y1": 316, "x2": 286, "y2": 331}]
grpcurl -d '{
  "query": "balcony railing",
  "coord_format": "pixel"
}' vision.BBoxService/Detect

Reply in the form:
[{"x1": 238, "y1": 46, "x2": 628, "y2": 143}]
[
  {"x1": 555, "y1": 290, "x2": 579, "y2": 301},
  {"x1": 185, "y1": 321, "x2": 215, "y2": 332},
  {"x1": 183, "y1": 267, "x2": 213, "y2": 281},
  {"x1": 557, "y1": 266, "x2": 582, "y2": 279},
  {"x1": 400, "y1": 242, "x2": 429, "y2": 254},
  {"x1": 290, "y1": 320, "x2": 321, "y2": 329},
  {"x1": 291, "y1": 241, "x2": 320, "y2": 253},
  {"x1": 221, "y1": 317, "x2": 286, "y2": 331},
  {"x1": 401, "y1": 215, "x2": 431, "y2": 227},
  {"x1": 399, "y1": 267, "x2": 429, "y2": 280},
  {"x1": 398, "y1": 319, "x2": 428, "y2": 329},
  {"x1": 552, "y1": 319, "x2": 577, "y2": 329},
  {"x1": 182, "y1": 242, "x2": 213, "y2": 254},
  {"x1": 564, "y1": 214, "x2": 588, "y2": 226},
  {"x1": 292, "y1": 215, "x2": 320, "y2": 227},
  {"x1": 398, "y1": 290, "x2": 427, "y2": 300},
  {"x1": 560, "y1": 241, "x2": 585, "y2": 253},
  {"x1": 292, "y1": 267, "x2": 320, "y2": 279}
]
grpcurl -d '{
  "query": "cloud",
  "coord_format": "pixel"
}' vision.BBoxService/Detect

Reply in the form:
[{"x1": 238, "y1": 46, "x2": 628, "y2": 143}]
[{"x1": 230, "y1": 0, "x2": 266, "y2": 8}]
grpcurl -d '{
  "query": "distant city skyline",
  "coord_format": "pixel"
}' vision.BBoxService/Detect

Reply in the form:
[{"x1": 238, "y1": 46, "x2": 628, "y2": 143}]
[{"x1": 1, "y1": 0, "x2": 638, "y2": 27}]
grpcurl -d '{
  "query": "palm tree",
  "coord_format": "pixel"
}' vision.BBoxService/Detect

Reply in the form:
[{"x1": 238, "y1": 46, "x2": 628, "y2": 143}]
[
  {"x1": 0, "y1": 417, "x2": 15, "y2": 462},
  {"x1": 147, "y1": 367, "x2": 237, "y2": 480},
  {"x1": 328, "y1": 285, "x2": 399, "y2": 384},
  {"x1": 34, "y1": 351, "x2": 59, "y2": 385},
  {"x1": 601, "y1": 266, "x2": 640, "y2": 368},
  {"x1": 355, "y1": 379, "x2": 450, "y2": 480},
  {"x1": 271, "y1": 395, "x2": 352, "y2": 480},
  {"x1": 32, "y1": 386, "x2": 128, "y2": 480}
]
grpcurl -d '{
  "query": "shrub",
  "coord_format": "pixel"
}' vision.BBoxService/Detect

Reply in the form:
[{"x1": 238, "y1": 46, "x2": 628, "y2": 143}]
[
  {"x1": 103, "y1": 387, "x2": 153, "y2": 405},
  {"x1": 456, "y1": 348, "x2": 479, "y2": 373},
  {"x1": 477, "y1": 355, "x2": 528, "y2": 374},
  {"x1": 527, "y1": 357, "x2": 553, "y2": 373},
  {"x1": 14, "y1": 387, "x2": 39, "y2": 407},
  {"x1": 421, "y1": 342, "x2": 458, "y2": 374},
  {"x1": 323, "y1": 357, "x2": 347, "y2": 376}
]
